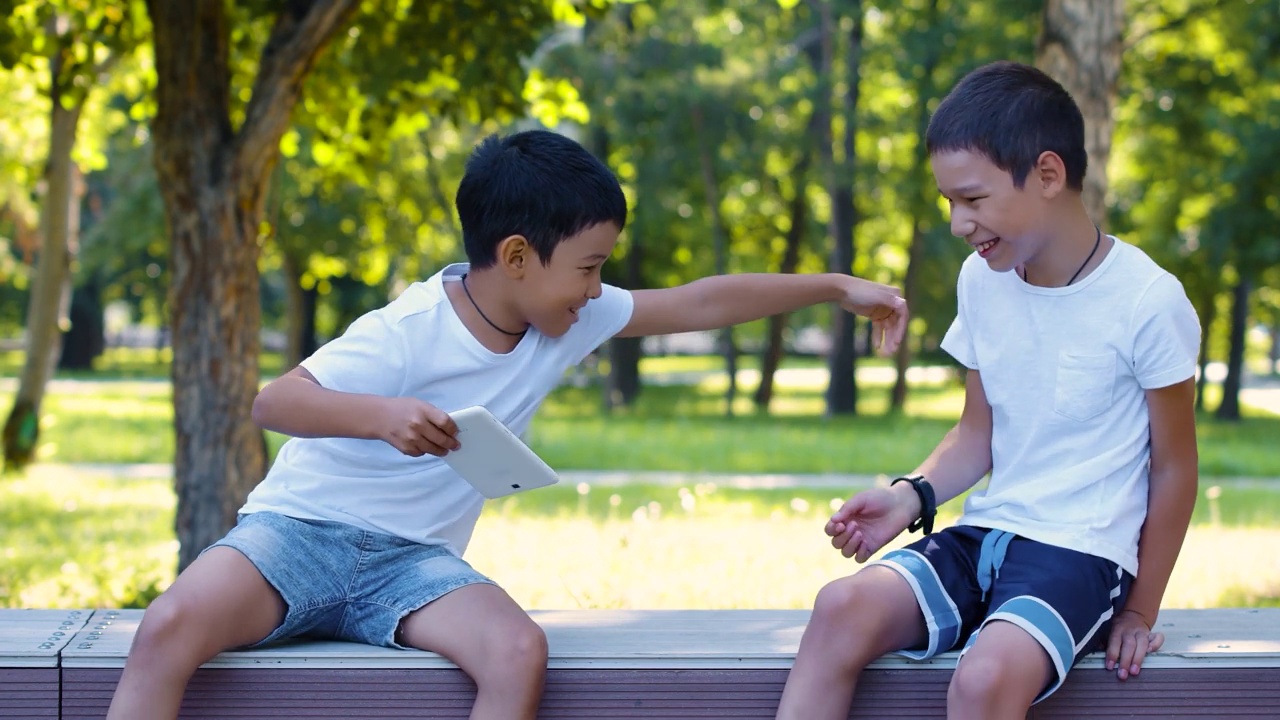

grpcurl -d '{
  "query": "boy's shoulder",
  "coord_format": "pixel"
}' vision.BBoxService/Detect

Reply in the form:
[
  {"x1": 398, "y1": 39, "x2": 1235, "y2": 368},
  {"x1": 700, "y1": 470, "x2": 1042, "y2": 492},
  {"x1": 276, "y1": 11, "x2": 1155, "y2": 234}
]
[{"x1": 375, "y1": 265, "x2": 459, "y2": 328}]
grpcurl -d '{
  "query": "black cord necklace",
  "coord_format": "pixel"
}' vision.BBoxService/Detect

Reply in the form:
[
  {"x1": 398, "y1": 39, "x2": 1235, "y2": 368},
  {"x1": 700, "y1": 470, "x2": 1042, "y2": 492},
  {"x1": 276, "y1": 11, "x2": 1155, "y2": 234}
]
[
  {"x1": 1020, "y1": 225, "x2": 1102, "y2": 287},
  {"x1": 460, "y1": 273, "x2": 527, "y2": 337}
]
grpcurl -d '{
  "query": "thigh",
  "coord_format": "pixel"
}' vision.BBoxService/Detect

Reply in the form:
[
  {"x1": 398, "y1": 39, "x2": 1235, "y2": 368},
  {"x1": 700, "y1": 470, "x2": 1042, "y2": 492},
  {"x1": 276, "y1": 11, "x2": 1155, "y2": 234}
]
[
  {"x1": 148, "y1": 546, "x2": 286, "y2": 652},
  {"x1": 341, "y1": 538, "x2": 495, "y2": 648},
  {"x1": 975, "y1": 537, "x2": 1130, "y2": 700},
  {"x1": 817, "y1": 565, "x2": 933, "y2": 658},
  {"x1": 870, "y1": 525, "x2": 987, "y2": 658},
  {"x1": 397, "y1": 583, "x2": 537, "y2": 671},
  {"x1": 209, "y1": 511, "x2": 361, "y2": 647}
]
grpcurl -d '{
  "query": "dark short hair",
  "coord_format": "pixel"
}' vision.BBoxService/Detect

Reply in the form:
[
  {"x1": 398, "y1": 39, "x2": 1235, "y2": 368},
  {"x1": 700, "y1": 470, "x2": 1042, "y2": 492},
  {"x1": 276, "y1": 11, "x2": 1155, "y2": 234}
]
[
  {"x1": 455, "y1": 129, "x2": 628, "y2": 268},
  {"x1": 926, "y1": 61, "x2": 1086, "y2": 190}
]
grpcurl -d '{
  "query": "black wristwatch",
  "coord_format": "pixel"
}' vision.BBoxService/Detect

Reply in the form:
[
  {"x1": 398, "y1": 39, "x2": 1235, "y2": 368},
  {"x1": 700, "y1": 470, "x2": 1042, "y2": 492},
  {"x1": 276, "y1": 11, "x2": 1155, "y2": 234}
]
[{"x1": 891, "y1": 475, "x2": 936, "y2": 535}]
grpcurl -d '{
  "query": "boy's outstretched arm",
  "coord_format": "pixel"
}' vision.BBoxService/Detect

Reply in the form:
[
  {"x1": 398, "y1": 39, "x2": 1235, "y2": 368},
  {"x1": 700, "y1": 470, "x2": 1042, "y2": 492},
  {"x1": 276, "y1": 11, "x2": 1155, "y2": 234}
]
[
  {"x1": 1106, "y1": 377, "x2": 1198, "y2": 681},
  {"x1": 617, "y1": 273, "x2": 908, "y2": 355},
  {"x1": 252, "y1": 366, "x2": 460, "y2": 457},
  {"x1": 828, "y1": 369, "x2": 993, "y2": 562}
]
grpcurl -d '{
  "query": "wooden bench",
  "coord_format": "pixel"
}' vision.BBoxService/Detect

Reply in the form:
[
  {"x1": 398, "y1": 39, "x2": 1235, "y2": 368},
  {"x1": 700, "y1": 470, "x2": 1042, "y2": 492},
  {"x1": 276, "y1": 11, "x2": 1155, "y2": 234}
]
[
  {"x1": 0, "y1": 608, "x2": 91, "y2": 719},
  {"x1": 2, "y1": 607, "x2": 1278, "y2": 718}
]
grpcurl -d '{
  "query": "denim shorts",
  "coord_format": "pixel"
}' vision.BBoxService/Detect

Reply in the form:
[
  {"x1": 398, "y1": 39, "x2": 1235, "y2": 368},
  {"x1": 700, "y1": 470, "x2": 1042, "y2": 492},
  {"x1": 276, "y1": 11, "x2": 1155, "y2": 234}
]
[
  {"x1": 872, "y1": 525, "x2": 1133, "y2": 702},
  {"x1": 208, "y1": 511, "x2": 494, "y2": 649}
]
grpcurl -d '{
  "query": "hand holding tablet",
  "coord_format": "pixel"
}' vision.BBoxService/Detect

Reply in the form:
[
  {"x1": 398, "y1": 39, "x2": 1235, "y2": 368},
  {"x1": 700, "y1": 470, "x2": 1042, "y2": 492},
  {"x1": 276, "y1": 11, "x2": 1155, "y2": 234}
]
[{"x1": 443, "y1": 406, "x2": 560, "y2": 498}]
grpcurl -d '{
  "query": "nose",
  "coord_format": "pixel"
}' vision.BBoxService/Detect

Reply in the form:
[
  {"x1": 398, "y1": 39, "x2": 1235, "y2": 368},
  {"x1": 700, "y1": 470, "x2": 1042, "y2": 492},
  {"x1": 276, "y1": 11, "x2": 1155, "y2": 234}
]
[
  {"x1": 587, "y1": 273, "x2": 603, "y2": 300},
  {"x1": 949, "y1": 205, "x2": 976, "y2": 239}
]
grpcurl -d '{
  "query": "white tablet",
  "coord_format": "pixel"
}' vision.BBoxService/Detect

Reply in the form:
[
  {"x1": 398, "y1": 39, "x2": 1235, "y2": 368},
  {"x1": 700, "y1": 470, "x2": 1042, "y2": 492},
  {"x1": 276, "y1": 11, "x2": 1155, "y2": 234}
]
[{"x1": 444, "y1": 406, "x2": 560, "y2": 499}]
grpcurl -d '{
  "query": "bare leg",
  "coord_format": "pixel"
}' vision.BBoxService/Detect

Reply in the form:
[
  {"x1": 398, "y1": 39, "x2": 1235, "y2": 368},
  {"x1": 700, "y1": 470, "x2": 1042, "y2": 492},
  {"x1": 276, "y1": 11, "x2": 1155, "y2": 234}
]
[
  {"x1": 398, "y1": 583, "x2": 547, "y2": 720},
  {"x1": 106, "y1": 547, "x2": 286, "y2": 720},
  {"x1": 776, "y1": 566, "x2": 928, "y2": 720},
  {"x1": 947, "y1": 620, "x2": 1052, "y2": 720}
]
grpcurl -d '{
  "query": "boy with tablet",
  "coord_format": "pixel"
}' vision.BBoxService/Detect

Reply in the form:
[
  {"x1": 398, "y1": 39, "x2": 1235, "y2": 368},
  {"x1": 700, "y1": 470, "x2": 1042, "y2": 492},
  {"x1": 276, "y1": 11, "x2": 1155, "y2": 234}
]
[{"x1": 107, "y1": 128, "x2": 909, "y2": 720}]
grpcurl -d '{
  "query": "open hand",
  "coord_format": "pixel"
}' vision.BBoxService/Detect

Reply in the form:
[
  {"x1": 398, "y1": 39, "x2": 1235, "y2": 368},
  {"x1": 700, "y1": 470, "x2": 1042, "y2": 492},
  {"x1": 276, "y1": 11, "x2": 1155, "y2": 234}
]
[
  {"x1": 378, "y1": 397, "x2": 460, "y2": 457},
  {"x1": 837, "y1": 278, "x2": 909, "y2": 356},
  {"x1": 826, "y1": 485, "x2": 917, "y2": 563},
  {"x1": 1105, "y1": 609, "x2": 1164, "y2": 681}
]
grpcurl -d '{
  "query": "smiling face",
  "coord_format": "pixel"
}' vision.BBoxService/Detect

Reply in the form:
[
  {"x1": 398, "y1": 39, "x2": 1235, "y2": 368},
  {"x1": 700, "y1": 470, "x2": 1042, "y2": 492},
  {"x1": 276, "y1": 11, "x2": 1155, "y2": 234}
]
[
  {"x1": 931, "y1": 149, "x2": 1052, "y2": 274},
  {"x1": 518, "y1": 222, "x2": 620, "y2": 338}
]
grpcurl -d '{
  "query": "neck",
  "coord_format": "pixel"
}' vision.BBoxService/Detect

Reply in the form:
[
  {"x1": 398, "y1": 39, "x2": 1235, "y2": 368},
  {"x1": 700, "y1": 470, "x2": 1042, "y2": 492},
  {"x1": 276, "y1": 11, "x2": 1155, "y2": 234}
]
[
  {"x1": 1019, "y1": 212, "x2": 1105, "y2": 287},
  {"x1": 457, "y1": 271, "x2": 528, "y2": 340}
]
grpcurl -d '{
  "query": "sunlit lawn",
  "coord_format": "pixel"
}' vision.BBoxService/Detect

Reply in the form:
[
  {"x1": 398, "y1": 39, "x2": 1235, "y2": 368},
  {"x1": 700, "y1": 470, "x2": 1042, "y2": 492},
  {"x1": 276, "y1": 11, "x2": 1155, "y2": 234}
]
[
  {"x1": 3, "y1": 469, "x2": 1278, "y2": 611},
  {"x1": 4, "y1": 350, "x2": 1280, "y2": 611},
  {"x1": 13, "y1": 359, "x2": 1280, "y2": 478}
]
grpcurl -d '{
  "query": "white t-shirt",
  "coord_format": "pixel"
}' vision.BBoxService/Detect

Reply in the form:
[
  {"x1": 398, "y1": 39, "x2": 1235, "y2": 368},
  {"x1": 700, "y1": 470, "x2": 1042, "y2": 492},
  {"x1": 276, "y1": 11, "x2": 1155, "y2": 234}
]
[
  {"x1": 940, "y1": 238, "x2": 1200, "y2": 575},
  {"x1": 240, "y1": 263, "x2": 635, "y2": 556}
]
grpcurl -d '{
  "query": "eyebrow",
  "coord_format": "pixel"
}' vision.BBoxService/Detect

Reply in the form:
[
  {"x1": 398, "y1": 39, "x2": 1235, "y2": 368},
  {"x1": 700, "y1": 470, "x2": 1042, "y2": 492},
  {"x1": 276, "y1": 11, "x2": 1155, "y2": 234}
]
[
  {"x1": 940, "y1": 183, "x2": 986, "y2": 197},
  {"x1": 581, "y1": 254, "x2": 610, "y2": 262}
]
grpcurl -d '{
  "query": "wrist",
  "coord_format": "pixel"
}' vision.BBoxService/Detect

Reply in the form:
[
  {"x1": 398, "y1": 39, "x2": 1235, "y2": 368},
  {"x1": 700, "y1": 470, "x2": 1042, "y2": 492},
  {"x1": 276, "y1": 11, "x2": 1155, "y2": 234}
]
[
  {"x1": 1119, "y1": 607, "x2": 1156, "y2": 627},
  {"x1": 825, "y1": 273, "x2": 856, "y2": 302},
  {"x1": 892, "y1": 480, "x2": 922, "y2": 518},
  {"x1": 891, "y1": 475, "x2": 936, "y2": 534}
]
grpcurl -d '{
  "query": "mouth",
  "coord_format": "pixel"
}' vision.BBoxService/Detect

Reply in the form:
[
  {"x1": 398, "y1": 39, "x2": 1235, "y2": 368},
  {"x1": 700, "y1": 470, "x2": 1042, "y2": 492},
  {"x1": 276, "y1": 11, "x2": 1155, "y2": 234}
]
[{"x1": 972, "y1": 237, "x2": 1001, "y2": 258}]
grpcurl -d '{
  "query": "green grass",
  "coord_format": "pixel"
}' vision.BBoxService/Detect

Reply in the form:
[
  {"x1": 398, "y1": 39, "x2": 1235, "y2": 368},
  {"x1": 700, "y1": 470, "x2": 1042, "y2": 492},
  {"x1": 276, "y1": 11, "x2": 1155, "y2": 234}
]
[
  {"x1": 4, "y1": 469, "x2": 1279, "y2": 610},
  {"x1": 0, "y1": 347, "x2": 287, "y2": 380},
  {"x1": 8, "y1": 359, "x2": 1280, "y2": 477}
]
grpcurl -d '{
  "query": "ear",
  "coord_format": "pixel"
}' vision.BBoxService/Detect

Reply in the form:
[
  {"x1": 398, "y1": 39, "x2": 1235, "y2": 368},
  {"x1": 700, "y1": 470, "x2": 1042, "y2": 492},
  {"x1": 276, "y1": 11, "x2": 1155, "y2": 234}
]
[
  {"x1": 496, "y1": 235, "x2": 531, "y2": 278},
  {"x1": 1034, "y1": 151, "x2": 1068, "y2": 198}
]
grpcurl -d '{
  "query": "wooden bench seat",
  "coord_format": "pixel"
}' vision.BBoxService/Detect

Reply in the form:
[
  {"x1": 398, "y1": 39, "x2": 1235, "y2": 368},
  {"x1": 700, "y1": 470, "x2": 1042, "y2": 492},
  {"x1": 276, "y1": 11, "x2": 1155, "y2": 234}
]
[
  {"x1": 0, "y1": 608, "x2": 91, "y2": 719},
  {"x1": 2, "y1": 607, "x2": 1278, "y2": 718}
]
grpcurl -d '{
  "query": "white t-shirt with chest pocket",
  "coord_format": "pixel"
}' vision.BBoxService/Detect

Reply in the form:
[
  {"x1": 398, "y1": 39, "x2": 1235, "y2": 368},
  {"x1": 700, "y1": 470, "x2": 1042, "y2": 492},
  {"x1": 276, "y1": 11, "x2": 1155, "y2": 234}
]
[{"x1": 940, "y1": 239, "x2": 1200, "y2": 575}]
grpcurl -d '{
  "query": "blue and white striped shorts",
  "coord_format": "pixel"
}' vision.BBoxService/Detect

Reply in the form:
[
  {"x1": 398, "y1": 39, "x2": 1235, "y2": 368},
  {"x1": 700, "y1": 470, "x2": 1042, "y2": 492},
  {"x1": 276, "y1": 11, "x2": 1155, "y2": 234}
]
[{"x1": 872, "y1": 524, "x2": 1133, "y2": 702}]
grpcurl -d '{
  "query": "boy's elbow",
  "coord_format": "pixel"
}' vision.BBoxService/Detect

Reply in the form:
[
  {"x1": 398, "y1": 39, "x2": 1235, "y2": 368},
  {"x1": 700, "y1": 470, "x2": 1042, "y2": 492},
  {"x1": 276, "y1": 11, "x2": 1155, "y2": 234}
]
[
  {"x1": 250, "y1": 393, "x2": 270, "y2": 429},
  {"x1": 251, "y1": 383, "x2": 281, "y2": 430}
]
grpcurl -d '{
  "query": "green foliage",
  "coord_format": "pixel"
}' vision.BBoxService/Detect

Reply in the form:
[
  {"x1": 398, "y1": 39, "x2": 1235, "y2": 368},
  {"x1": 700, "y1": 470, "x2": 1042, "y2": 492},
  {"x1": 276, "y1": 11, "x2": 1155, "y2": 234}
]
[{"x1": 1111, "y1": 0, "x2": 1280, "y2": 367}]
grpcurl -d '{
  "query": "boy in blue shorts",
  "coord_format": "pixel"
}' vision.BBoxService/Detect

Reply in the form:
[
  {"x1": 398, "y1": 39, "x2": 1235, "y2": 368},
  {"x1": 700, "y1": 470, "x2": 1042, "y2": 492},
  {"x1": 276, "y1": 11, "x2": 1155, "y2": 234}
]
[
  {"x1": 775, "y1": 61, "x2": 1201, "y2": 720},
  {"x1": 106, "y1": 128, "x2": 909, "y2": 720}
]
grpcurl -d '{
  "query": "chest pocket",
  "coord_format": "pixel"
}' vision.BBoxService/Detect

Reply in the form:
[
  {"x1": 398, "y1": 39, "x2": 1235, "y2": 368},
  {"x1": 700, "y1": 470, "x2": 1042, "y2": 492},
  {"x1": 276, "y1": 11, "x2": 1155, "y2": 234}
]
[{"x1": 1054, "y1": 351, "x2": 1116, "y2": 422}]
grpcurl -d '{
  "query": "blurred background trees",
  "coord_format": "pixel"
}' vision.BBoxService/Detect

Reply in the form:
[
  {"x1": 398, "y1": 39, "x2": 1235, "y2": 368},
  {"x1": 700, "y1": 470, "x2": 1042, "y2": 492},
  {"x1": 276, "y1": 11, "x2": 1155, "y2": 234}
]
[{"x1": 1, "y1": 0, "x2": 1277, "y2": 568}]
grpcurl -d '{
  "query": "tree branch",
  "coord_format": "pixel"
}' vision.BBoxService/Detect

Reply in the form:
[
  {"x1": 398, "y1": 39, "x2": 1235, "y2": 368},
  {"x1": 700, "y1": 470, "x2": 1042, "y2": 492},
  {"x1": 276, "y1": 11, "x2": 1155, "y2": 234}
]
[
  {"x1": 233, "y1": 0, "x2": 359, "y2": 192},
  {"x1": 1125, "y1": 0, "x2": 1233, "y2": 50}
]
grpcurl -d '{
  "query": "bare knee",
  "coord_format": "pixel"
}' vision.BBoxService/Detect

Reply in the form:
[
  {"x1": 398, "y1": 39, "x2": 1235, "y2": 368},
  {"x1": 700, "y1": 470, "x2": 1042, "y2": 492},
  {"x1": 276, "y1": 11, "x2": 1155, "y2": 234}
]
[
  {"x1": 807, "y1": 578, "x2": 894, "y2": 666},
  {"x1": 810, "y1": 581, "x2": 849, "y2": 630},
  {"x1": 506, "y1": 618, "x2": 549, "y2": 671},
  {"x1": 949, "y1": 653, "x2": 1009, "y2": 707},
  {"x1": 473, "y1": 616, "x2": 547, "y2": 687},
  {"x1": 948, "y1": 650, "x2": 1043, "y2": 714},
  {"x1": 130, "y1": 591, "x2": 221, "y2": 665}
]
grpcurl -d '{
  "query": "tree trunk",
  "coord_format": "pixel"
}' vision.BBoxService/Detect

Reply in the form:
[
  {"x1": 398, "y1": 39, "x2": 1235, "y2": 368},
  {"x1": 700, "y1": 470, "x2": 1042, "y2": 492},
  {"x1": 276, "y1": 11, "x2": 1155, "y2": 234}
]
[
  {"x1": 2, "y1": 57, "x2": 84, "y2": 470},
  {"x1": 692, "y1": 103, "x2": 737, "y2": 417},
  {"x1": 892, "y1": 226, "x2": 925, "y2": 409},
  {"x1": 59, "y1": 277, "x2": 106, "y2": 370},
  {"x1": 756, "y1": 149, "x2": 813, "y2": 412},
  {"x1": 605, "y1": 214, "x2": 643, "y2": 409},
  {"x1": 588, "y1": 122, "x2": 642, "y2": 411},
  {"x1": 1269, "y1": 320, "x2": 1279, "y2": 376},
  {"x1": 1193, "y1": 283, "x2": 1218, "y2": 412},
  {"x1": 892, "y1": 0, "x2": 939, "y2": 412},
  {"x1": 1037, "y1": 0, "x2": 1124, "y2": 229},
  {"x1": 820, "y1": 0, "x2": 864, "y2": 416},
  {"x1": 1215, "y1": 277, "x2": 1249, "y2": 421},
  {"x1": 147, "y1": 0, "x2": 358, "y2": 570},
  {"x1": 282, "y1": 250, "x2": 320, "y2": 370}
]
